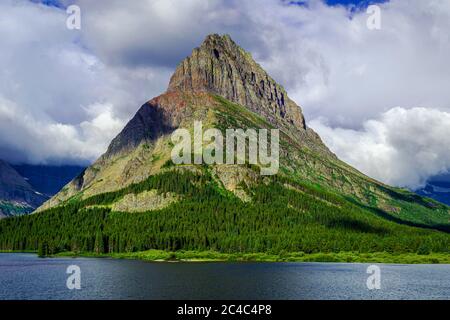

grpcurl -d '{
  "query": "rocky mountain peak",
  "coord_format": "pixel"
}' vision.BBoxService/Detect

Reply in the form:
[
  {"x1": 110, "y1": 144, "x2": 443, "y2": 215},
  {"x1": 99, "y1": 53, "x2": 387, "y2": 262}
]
[
  {"x1": 38, "y1": 34, "x2": 334, "y2": 210},
  {"x1": 99, "y1": 34, "x2": 332, "y2": 162},
  {"x1": 168, "y1": 34, "x2": 306, "y2": 131}
]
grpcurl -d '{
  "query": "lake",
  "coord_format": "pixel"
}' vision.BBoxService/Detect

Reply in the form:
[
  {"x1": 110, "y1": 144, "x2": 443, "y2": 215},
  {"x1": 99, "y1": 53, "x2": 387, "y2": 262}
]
[{"x1": 0, "y1": 253, "x2": 449, "y2": 300}]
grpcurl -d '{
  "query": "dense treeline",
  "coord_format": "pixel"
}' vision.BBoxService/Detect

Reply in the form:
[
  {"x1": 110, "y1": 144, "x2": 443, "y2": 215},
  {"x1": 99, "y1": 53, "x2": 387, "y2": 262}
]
[{"x1": 0, "y1": 169, "x2": 449, "y2": 256}]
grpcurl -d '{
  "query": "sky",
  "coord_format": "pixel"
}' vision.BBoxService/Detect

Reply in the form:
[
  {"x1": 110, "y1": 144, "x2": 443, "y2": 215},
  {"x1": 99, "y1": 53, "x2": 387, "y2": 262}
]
[{"x1": 1, "y1": 0, "x2": 450, "y2": 190}]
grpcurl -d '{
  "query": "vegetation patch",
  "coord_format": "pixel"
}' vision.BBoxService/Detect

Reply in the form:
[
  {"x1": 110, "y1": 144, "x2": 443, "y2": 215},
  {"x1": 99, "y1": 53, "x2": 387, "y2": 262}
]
[
  {"x1": 1, "y1": 170, "x2": 449, "y2": 257},
  {"x1": 53, "y1": 250, "x2": 450, "y2": 264}
]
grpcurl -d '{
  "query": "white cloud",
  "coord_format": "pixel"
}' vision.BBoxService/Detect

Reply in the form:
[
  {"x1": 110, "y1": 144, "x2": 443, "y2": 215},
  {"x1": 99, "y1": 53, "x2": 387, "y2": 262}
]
[
  {"x1": 71, "y1": 0, "x2": 236, "y2": 68},
  {"x1": 0, "y1": 0, "x2": 169, "y2": 164},
  {"x1": 0, "y1": 96, "x2": 124, "y2": 164},
  {"x1": 310, "y1": 107, "x2": 450, "y2": 189},
  {"x1": 242, "y1": 0, "x2": 450, "y2": 128}
]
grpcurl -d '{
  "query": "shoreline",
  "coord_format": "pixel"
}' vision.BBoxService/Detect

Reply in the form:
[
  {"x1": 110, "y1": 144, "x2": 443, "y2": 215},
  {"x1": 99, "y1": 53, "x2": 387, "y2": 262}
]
[
  {"x1": 2, "y1": 250, "x2": 449, "y2": 264},
  {"x1": 57, "y1": 250, "x2": 450, "y2": 264}
]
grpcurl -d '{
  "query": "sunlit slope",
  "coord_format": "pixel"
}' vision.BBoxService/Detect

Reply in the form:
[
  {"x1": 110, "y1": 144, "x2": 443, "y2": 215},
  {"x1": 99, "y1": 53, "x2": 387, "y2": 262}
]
[
  {"x1": 3, "y1": 34, "x2": 448, "y2": 256},
  {"x1": 1, "y1": 95, "x2": 449, "y2": 255}
]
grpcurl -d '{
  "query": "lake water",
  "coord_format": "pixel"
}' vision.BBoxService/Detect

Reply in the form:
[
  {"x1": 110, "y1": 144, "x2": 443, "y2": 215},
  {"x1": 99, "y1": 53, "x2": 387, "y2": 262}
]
[{"x1": 0, "y1": 253, "x2": 449, "y2": 300}]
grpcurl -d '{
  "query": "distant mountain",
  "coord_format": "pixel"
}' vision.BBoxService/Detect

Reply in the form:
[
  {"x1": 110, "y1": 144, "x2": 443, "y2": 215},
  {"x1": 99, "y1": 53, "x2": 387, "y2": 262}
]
[
  {"x1": 416, "y1": 174, "x2": 450, "y2": 206},
  {"x1": 0, "y1": 160, "x2": 48, "y2": 218},
  {"x1": 0, "y1": 161, "x2": 85, "y2": 218},
  {"x1": 13, "y1": 164, "x2": 85, "y2": 197},
  {"x1": 1, "y1": 34, "x2": 449, "y2": 256}
]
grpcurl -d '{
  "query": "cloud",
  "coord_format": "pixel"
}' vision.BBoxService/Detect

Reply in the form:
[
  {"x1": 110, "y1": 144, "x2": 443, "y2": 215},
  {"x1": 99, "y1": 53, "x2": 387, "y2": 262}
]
[
  {"x1": 61, "y1": 0, "x2": 450, "y2": 129},
  {"x1": 310, "y1": 107, "x2": 450, "y2": 189},
  {"x1": 72, "y1": 0, "x2": 447, "y2": 126},
  {"x1": 241, "y1": 0, "x2": 450, "y2": 128},
  {"x1": 0, "y1": 0, "x2": 170, "y2": 164}
]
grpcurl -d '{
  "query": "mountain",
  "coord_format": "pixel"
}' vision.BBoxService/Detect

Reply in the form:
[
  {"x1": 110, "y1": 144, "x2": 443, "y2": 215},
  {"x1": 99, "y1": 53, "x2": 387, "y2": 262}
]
[
  {"x1": 1, "y1": 34, "x2": 449, "y2": 256},
  {"x1": 39, "y1": 34, "x2": 332, "y2": 210},
  {"x1": 0, "y1": 161, "x2": 84, "y2": 218},
  {"x1": 416, "y1": 174, "x2": 450, "y2": 206},
  {"x1": 0, "y1": 160, "x2": 48, "y2": 218}
]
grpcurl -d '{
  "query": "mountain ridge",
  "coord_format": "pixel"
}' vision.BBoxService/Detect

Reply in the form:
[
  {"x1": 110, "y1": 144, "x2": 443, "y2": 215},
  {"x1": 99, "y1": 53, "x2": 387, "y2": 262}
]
[
  {"x1": 38, "y1": 35, "x2": 450, "y2": 229},
  {"x1": 39, "y1": 34, "x2": 340, "y2": 210},
  {"x1": 168, "y1": 34, "x2": 307, "y2": 130},
  {"x1": 6, "y1": 33, "x2": 447, "y2": 257}
]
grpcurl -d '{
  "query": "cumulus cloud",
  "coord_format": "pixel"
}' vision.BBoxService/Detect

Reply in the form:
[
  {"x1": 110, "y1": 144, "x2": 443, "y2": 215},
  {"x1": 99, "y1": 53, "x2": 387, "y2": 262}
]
[
  {"x1": 0, "y1": 96, "x2": 124, "y2": 165},
  {"x1": 54, "y1": 0, "x2": 450, "y2": 127},
  {"x1": 310, "y1": 107, "x2": 450, "y2": 189},
  {"x1": 240, "y1": 0, "x2": 450, "y2": 128},
  {"x1": 70, "y1": 0, "x2": 241, "y2": 68},
  {"x1": 1, "y1": 0, "x2": 450, "y2": 189},
  {"x1": 0, "y1": 0, "x2": 170, "y2": 164}
]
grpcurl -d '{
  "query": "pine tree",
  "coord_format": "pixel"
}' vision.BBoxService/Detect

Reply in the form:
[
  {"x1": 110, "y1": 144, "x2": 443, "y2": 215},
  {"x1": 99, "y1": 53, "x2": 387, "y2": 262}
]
[
  {"x1": 94, "y1": 231, "x2": 104, "y2": 254},
  {"x1": 38, "y1": 241, "x2": 48, "y2": 257}
]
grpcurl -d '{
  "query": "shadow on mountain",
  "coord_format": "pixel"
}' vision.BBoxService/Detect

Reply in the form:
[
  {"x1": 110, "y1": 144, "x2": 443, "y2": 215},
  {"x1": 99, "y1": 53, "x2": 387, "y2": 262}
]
[
  {"x1": 345, "y1": 196, "x2": 450, "y2": 233},
  {"x1": 378, "y1": 185, "x2": 439, "y2": 209},
  {"x1": 326, "y1": 218, "x2": 389, "y2": 235}
]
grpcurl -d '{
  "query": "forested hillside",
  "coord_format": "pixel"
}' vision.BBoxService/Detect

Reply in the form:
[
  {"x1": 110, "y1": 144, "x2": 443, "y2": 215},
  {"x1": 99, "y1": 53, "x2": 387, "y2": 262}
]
[
  {"x1": 1, "y1": 34, "x2": 449, "y2": 261},
  {"x1": 1, "y1": 169, "x2": 448, "y2": 256}
]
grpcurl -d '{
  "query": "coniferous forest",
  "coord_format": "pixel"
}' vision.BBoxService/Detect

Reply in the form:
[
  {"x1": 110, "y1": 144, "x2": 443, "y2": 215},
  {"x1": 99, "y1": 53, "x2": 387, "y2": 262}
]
[{"x1": 0, "y1": 169, "x2": 448, "y2": 256}]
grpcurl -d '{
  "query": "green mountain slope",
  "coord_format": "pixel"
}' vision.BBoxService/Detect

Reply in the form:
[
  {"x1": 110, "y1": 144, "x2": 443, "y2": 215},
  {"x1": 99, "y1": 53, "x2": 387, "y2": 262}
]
[{"x1": 0, "y1": 34, "x2": 449, "y2": 258}]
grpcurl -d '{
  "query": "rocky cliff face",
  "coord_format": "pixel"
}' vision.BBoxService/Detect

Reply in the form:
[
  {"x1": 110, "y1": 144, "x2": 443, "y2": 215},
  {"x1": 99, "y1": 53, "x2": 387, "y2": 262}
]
[
  {"x1": 37, "y1": 34, "x2": 344, "y2": 211},
  {"x1": 41, "y1": 34, "x2": 424, "y2": 217},
  {"x1": 105, "y1": 98, "x2": 176, "y2": 157},
  {"x1": 35, "y1": 34, "x2": 450, "y2": 232},
  {"x1": 104, "y1": 34, "x2": 330, "y2": 159}
]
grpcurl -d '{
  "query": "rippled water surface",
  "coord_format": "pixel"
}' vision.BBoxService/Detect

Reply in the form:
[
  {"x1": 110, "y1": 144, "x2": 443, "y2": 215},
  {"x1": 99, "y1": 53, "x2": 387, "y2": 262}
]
[{"x1": 0, "y1": 253, "x2": 449, "y2": 300}]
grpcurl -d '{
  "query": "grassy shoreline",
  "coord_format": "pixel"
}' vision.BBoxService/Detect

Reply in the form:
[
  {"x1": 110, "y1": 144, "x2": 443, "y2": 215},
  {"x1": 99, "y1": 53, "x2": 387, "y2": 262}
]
[
  {"x1": 43, "y1": 250, "x2": 450, "y2": 264},
  {"x1": 2, "y1": 249, "x2": 449, "y2": 264}
]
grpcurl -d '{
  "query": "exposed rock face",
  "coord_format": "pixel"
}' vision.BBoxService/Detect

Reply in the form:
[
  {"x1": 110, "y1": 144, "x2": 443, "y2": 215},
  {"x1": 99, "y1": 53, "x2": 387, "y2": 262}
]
[
  {"x1": 166, "y1": 34, "x2": 331, "y2": 157},
  {"x1": 111, "y1": 190, "x2": 180, "y2": 213},
  {"x1": 105, "y1": 99, "x2": 175, "y2": 157},
  {"x1": 39, "y1": 34, "x2": 336, "y2": 211},
  {"x1": 106, "y1": 32, "x2": 316, "y2": 158},
  {"x1": 102, "y1": 34, "x2": 328, "y2": 160},
  {"x1": 168, "y1": 34, "x2": 306, "y2": 132}
]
